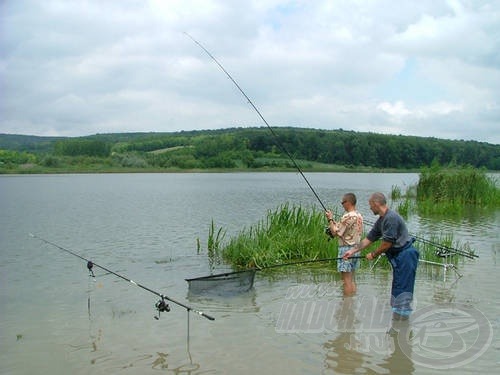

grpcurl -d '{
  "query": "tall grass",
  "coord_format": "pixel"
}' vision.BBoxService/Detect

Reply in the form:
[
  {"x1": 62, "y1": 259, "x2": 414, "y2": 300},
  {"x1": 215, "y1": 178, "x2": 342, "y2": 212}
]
[
  {"x1": 209, "y1": 204, "x2": 464, "y2": 271},
  {"x1": 219, "y1": 204, "x2": 339, "y2": 268},
  {"x1": 416, "y1": 164, "x2": 499, "y2": 213}
]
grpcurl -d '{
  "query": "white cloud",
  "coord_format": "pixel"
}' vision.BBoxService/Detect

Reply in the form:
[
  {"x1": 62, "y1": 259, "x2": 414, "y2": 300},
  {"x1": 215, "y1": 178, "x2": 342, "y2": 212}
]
[
  {"x1": 377, "y1": 101, "x2": 413, "y2": 117},
  {"x1": 0, "y1": 0, "x2": 499, "y2": 144}
]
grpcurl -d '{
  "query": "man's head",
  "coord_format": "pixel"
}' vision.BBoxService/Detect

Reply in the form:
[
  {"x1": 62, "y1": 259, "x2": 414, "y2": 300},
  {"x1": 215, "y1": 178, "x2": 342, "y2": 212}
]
[
  {"x1": 368, "y1": 192, "x2": 387, "y2": 215},
  {"x1": 341, "y1": 192, "x2": 357, "y2": 210}
]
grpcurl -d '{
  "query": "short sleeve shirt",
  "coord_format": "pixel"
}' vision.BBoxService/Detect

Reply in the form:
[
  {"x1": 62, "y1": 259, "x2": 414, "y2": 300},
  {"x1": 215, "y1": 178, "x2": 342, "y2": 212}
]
[
  {"x1": 366, "y1": 209, "x2": 410, "y2": 249},
  {"x1": 336, "y1": 210, "x2": 364, "y2": 246}
]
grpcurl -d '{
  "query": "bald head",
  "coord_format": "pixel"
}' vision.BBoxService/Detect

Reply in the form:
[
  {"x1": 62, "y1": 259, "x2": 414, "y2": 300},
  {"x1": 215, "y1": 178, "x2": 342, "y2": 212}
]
[
  {"x1": 369, "y1": 192, "x2": 388, "y2": 215},
  {"x1": 369, "y1": 192, "x2": 387, "y2": 205}
]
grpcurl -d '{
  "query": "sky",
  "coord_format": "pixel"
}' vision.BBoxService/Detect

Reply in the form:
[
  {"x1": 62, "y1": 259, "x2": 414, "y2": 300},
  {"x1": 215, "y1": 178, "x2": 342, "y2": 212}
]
[{"x1": 1, "y1": 0, "x2": 499, "y2": 144}]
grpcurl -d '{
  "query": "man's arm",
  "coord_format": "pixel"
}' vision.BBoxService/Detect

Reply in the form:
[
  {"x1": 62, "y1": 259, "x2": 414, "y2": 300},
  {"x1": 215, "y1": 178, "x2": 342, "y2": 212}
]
[
  {"x1": 366, "y1": 240, "x2": 393, "y2": 260},
  {"x1": 342, "y1": 238, "x2": 373, "y2": 259}
]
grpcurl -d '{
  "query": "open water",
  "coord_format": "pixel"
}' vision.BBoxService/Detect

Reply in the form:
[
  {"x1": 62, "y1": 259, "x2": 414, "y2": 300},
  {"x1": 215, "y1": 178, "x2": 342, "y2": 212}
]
[{"x1": 0, "y1": 173, "x2": 498, "y2": 374}]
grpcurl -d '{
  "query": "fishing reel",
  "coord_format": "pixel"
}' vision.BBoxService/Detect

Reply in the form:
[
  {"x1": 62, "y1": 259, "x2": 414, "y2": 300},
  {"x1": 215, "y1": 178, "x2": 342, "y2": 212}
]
[
  {"x1": 324, "y1": 226, "x2": 335, "y2": 239},
  {"x1": 435, "y1": 248, "x2": 453, "y2": 258},
  {"x1": 154, "y1": 297, "x2": 170, "y2": 320},
  {"x1": 87, "y1": 261, "x2": 95, "y2": 277}
]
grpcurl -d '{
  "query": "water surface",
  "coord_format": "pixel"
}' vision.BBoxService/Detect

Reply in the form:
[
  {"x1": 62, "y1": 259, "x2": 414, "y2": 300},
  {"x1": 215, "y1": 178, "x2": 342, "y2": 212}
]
[{"x1": 0, "y1": 173, "x2": 498, "y2": 374}]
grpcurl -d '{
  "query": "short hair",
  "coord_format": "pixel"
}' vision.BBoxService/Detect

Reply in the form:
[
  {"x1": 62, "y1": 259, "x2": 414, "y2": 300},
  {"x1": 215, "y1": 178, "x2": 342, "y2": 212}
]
[
  {"x1": 343, "y1": 192, "x2": 357, "y2": 205},
  {"x1": 370, "y1": 192, "x2": 387, "y2": 205}
]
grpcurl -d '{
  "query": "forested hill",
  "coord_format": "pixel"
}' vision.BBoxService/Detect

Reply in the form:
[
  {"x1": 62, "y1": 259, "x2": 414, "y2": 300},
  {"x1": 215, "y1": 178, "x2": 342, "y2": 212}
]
[{"x1": 1, "y1": 127, "x2": 499, "y2": 171}]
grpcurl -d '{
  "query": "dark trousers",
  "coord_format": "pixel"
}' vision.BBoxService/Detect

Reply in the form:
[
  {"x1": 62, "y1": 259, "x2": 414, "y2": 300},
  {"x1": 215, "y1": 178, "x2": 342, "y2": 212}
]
[{"x1": 387, "y1": 244, "x2": 419, "y2": 313}]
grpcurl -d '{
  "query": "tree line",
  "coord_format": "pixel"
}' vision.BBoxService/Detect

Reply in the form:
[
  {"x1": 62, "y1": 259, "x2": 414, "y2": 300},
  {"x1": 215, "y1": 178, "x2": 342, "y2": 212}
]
[
  {"x1": 114, "y1": 127, "x2": 500, "y2": 170},
  {"x1": 1, "y1": 127, "x2": 499, "y2": 171}
]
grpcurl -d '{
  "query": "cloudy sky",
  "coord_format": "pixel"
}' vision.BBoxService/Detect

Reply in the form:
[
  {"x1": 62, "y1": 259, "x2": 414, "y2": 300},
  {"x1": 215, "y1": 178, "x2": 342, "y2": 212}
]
[{"x1": 1, "y1": 0, "x2": 499, "y2": 143}]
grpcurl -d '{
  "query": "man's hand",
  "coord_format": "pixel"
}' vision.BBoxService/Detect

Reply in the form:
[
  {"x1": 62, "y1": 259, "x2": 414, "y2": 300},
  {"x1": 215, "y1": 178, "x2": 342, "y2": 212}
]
[
  {"x1": 342, "y1": 248, "x2": 357, "y2": 260},
  {"x1": 325, "y1": 210, "x2": 334, "y2": 222}
]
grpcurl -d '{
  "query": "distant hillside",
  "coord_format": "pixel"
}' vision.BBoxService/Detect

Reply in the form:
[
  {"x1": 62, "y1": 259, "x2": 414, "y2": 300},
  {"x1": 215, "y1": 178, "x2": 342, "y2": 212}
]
[
  {"x1": 0, "y1": 134, "x2": 66, "y2": 153},
  {"x1": 1, "y1": 127, "x2": 499, "y2": 171}
]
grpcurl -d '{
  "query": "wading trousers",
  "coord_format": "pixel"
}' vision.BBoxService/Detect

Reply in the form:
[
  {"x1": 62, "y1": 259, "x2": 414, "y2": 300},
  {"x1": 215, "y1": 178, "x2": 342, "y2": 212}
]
[{"x1": 387, "y1": 241, "x2": 419, "y2": 315}]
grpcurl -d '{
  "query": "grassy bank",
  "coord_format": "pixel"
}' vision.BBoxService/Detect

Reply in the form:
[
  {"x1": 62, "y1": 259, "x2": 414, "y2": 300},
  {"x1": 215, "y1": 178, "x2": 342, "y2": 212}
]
[{"x1": 0, "y1": 158, "x2": 412, "y2": 174}]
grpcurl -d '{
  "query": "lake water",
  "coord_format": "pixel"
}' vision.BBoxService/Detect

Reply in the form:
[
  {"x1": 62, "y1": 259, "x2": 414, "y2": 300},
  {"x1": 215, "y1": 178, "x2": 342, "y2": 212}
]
[{"x1": 0, "y1": 173, "x2": 498, "y2": 374}]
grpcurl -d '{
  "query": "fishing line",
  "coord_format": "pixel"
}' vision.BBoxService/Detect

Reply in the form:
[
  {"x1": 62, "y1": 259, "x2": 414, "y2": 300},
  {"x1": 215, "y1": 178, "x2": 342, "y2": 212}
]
[
  {"x1": 30, "y1": 233, "x2": 215, "y2": 321},
  {"x1": 359, "y1": 218, "x2": 477, "y2": 259},
  {"x1": 185, "y1": 32, "x2": 328, "y2": 212},
  {"x1": 185, "y1": 34, "x2": 477, "y2": 260}
]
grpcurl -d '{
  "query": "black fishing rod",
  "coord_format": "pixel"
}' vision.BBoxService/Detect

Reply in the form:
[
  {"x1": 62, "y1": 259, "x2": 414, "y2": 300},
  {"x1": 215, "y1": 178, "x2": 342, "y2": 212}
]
[
  {"x1": 185, "y1": 34, "x2": 476, "y2": 260},
  {"x1": 30, "y1": 233, "x2": 215, "y2": 321},
  {"x1": 360, "y1": 218, "x2": 478, "y2": 259},
  {"x1": 410, "y1": 234, "x2": 477, "y2": 259},
  {"x1": 256, "y1": 255, "x2": 364, "y2": 270},
  {"x1": 185, "y1": 32, "x2": 328, "y2": 212},
  {"x1": 187, "y1": 255, "x2": 364, "y2": 282}
]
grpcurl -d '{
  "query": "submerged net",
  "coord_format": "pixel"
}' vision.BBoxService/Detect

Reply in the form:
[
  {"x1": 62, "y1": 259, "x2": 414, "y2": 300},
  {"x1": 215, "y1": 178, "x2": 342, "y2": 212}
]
[
  {"x1": 186, "y1": 269, "x2": 256, "y2": 296},
  {"x1": 185, "y1": 257, "x2": 363, "y2": 296}
]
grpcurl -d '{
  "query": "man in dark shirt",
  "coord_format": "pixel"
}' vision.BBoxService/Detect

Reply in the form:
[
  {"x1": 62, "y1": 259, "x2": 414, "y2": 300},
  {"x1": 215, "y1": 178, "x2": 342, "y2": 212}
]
[{"x1": 342, "y1": 192, "x2": 419, "y2": 319}]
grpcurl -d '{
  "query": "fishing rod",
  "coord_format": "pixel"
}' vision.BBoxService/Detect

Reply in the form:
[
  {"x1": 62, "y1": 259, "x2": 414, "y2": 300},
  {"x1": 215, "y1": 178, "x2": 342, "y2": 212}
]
[
  {"x1": 30, "y1": 233, "x2": 215, "y2": 321},
  {"x1": 360, "y1": 218, "x2": 478, "y2": 259},
  {"x1": 185, "y1": 32, "x2": 328, "y2": 212},
  {"x1": 411, "y1": 235, "x2": 477, "y2": 259},
  {"x1": 256, "y1": 255, "x2": 364, "y2": 270},
  {"x1": 187, "y1": 255, "x2": 364, "y2": 282},
  {"x1": 185, "y1": 34, "x2": 476, "y2": 260}
]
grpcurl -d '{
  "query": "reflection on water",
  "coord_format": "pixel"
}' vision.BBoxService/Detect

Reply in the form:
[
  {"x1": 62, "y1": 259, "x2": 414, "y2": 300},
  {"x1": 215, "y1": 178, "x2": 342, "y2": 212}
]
[
  {"x1": 323, "y1": 297, "x2": 415, "y2": 374},
  {"x1": 378, "y1": 320, "x2": 415, "y2": 375},
  {"x1": 323, "y1": 297, "x2": 366, "y2": 374}
]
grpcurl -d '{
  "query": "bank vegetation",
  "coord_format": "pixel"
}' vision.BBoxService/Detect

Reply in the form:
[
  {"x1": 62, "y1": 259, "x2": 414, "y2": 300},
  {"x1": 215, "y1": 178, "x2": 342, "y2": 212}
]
[{"x1": 1, "y1": 127, "x2": 499, "y2": 173}]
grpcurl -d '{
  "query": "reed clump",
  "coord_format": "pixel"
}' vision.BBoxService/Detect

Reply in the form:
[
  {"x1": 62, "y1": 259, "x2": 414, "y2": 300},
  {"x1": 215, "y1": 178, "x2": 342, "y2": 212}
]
[
  {"x1": 211, "y1": 204, "x2": 465, "y2": 271},
  {"x1": 416, "y1": 164, "x2": 499, "y2": 213},
  {"x1": 220, "y1": 204, "x2": 336, "y2": 268}
]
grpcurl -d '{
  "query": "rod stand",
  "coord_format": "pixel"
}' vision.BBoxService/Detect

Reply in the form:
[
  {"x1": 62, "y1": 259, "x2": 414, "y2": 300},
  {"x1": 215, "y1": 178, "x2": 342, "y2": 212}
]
[{"x1": 420, "y1": 247, "x2": 463, "y2": 282}]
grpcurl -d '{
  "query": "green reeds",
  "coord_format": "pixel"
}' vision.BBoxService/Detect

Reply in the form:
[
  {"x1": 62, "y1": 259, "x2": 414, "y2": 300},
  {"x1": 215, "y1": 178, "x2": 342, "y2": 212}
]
[
  {"x1": 390, "y1": 184, "x2": 403, "y2": 200},
  {"x1": 207, "y1": 219, "x2": 226, "y2": 253},
  {"x1": 219, "y1": 204, "x2": 338, "y2": 268},
  {"x1": 205, "y1": 219, "x2": 227, "y2": 269},
  {"x1": 209, "y1": 204, "x2": 466, "y2": 271},
  {"x1": 416, "y1": 164, "x2": 499, "y2": 213}
]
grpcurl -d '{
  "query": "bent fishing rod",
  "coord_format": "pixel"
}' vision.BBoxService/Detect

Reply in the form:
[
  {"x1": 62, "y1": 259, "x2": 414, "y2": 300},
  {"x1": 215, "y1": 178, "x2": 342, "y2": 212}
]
[
  {"x1": 29, "y1": 233, "x2": 215, "y2": 321},
  {"x1": 185, "y1": 34, "x2": 476, "y2": 259},
  {"x1": 185, "y1": 32, "x2": 328, "y2": 212}
]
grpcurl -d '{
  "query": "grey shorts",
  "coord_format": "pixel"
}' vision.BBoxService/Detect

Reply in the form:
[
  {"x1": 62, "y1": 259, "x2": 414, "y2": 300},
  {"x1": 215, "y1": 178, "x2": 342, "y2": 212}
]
[{"x1": 338, "y1": 245, "x2": 360, "y2": 273}]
